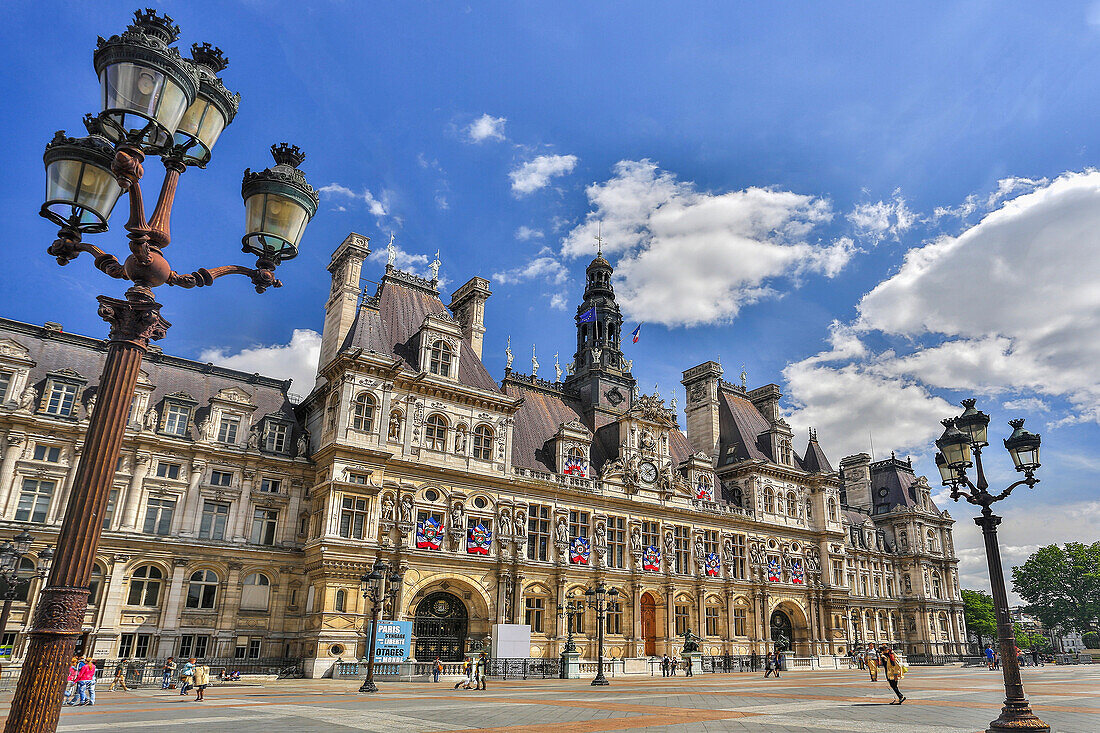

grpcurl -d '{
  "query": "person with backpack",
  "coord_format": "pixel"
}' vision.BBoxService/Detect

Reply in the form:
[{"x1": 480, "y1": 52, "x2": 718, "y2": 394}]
[
  {"x1": 178, "y1": 657, "x2": 196, "y2": 696},
  {"x1": 108, "y1": 659, "x2": 129, "y2": 692},
  {"x1": 879, "y1": 645, "x2": 907, "y2": 704},
  {"x1": 432, "y1": 657, "x2": 443, "y2": 682}
]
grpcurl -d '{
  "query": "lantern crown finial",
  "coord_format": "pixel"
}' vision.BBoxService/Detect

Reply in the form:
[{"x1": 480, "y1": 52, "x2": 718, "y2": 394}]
[
  {"x1": 271, "y1": 143, "x2": 306, "y2": 168},
  {"x1": 961, "y1": 398, "x2": 977, "y2": 410},
  {"x1": 130, "y1": 8, "x2": 181, "y2": 44},
  {"x1": 190, "y1": 43, "x2": 229, "y2": 72},
  {"x1": 1008, "y1": 418, "x2": 1025, "y2": 430}
]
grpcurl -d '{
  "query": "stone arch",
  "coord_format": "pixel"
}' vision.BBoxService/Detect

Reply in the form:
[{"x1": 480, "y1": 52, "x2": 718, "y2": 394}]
[
  {"x1": 640, "y1": 591, "x2": 659, "y2": 657},
  {"x1": 769, "y1": 599, "x2": 811, "y2": 656},
  {"x1": 402, "y1": 573, "x2": 493, "y2": 627}
]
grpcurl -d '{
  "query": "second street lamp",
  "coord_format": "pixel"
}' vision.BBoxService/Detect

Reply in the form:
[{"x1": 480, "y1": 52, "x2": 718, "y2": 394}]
[
  {"x1": 934, "y1": 399, "x2": 1049, "y2": 733},
  {"x1": 359, "y1": 560, "x2": 403, "y2": 694},
  {"x1": 7, "y1": 9, "x2": 317, "y2": 732},
  {"x1": 583, "y1": 581, "x2": 618, "y2": 686},
  {"x1": 0, "y1": 536, "x2": 53, "y2": 656}
]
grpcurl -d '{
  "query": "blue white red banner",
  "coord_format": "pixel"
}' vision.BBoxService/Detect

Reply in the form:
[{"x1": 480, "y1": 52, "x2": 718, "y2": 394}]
[
  {"x1": 767, "y1": 557, "x2": 782, "y2": 582},
  {"x1": 704, "y1": 552, "x2": 721, "y2": 577},
  {"x1": 416, "y1": 517, "x2": 443, "y2": 550},
  {"x1": 570, "y1": 536, "x2": 590, "y2": 564},
  {"x1": 642, "y1": 545, "x2": 661, "y2": 572},
  {"x1": 564, "y1": 458, "x2": 587, "y2": 477},
  {"x1": 790, "y1": 558, "x2": 804, "y2": 584},
  {"x1": 467, "y1": 523, "x2": 492, "y2": 555}
]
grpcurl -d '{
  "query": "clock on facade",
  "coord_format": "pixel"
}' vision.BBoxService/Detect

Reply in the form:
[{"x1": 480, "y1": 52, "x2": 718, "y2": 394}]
[
  {"x1": 878, "y1": 488, "x2": 889, "y2": 498},
  {"x1": 639, "y1": 461, "x2": 658, "y2": 483},
  {"x1": 605, "y1": 387, "x2": 624, "y2": 406}
]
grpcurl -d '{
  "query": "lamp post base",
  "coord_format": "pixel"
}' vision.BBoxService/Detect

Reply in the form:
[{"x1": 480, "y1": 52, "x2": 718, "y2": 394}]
[
  {"x1": 358, "y1": 678, "x2": 378, "y2": 693},
  {"x1": 590, "y1": 674, "x2": 609, "y2": 686},
  {"x1": 987, "y1": 702, "x2": 1050, "y2": 733}
]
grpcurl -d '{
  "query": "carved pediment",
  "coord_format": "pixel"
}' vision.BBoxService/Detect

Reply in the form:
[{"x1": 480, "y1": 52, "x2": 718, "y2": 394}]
[
  {"x1": 211, "y1": 386, "x2": 255, "y2": 407},
  {"x1": 0, "y1": 338, "x2": 32, "y2": 362}
]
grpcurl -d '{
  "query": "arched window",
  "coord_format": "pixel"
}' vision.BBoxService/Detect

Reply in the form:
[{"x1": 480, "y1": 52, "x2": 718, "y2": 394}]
[
  {"x1": 931, "y1": 572, "x2": 942, "y2": 599},
  {"x1": 241, "y1": 572, "x2": 271, "y2": 611},
  {"x1": 473, "y1": 424, "x2": 494, "y2": 460},
  {"x1": 352, "y1": 393, "x2": 376, "y2": 432},
  {"x1": 388, "y1": 410, "x2": 403, "y2": 441},
  {"x1": 827, "y1": 497, "x2": 838, "y2": 522},
  {"x1": 453, "y1": 424, "x2": 468, "y2": 454},
  {"x1": 786, "y1": 492, "x2": 797, "y2": 517},
  {"x1": 927, "y1": 529, "x2": 938, "y2": 552},
  {"x1": 724, "y1": 484, "x2": 743, "y2": 507},
  {"x1": 429, "y1": 340, "x2": 453, "y2": 376},
  {"x1": 334, "y1": 588, "x2": 347, "y2": 612},
  {"x1": 185, "y1": 569, "x2": 219, "y2": 609},
  {"x1": 697, "y1": 475, "x2": 712, "y2": 500},
  {"x1": 763, "y1": 486, "x2": 775, "y2": 513},
  {"x1": 126, "y1": 565, "x2": 164, "y2": 607},
  {"x1": 425, "y1": 414, "x2": 448, "y2": 451}
]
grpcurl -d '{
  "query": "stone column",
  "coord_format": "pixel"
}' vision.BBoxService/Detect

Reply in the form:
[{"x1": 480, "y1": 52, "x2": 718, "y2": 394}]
[
  {"x1": 512, "y1": 572, "x2": 525, "y2": 625},
  {"x1": 49, "y1": 442, "x2": 83, "y2": 523},
  {"x1": 120, "y1": 451, "x2": 152, "y2": 529},
  {"x1": 158, "y1": 558, "x2": 190, "y2": 655},
  {"x1": 279, "y1": 478, "x2": 303, "y2": 546},
  {"x1": 217, "y1": 562, "x2": 244, "y2": 639},
  {"x1": 663, "y1": 583, "x2": 674, "y2": 655},
  {"x1": 0, "y1": 433, "x2": 27, "y2": 517},
  {"x1": 231, "y1": 470, "x2": 256, "y2": 542},
  {"x1": 179, "y1": 460, "x2": 208, "y2": 536},
  {"x1": 725, "y1": 587, "x2": 735, "y2": 653},
  {"x1": 695, "y1": 583, "x2": 705, "y2": 641},
  {"x1": 554, "y1": 575, "x2": 567, "y2": 656},
  {"x1": 629, "y1": 581, "x2": 641, "y2": 657}
]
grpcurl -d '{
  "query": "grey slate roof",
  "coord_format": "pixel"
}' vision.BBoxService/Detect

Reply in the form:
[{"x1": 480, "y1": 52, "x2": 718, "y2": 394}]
[
  {"x1": 871, "y1": 455, "x2": 934, "y2": 511},
  {"x1": 502, "y1": 379, "x2": 586, "y2": 472},
  {"x1": 717, "y1": 389, "x2": 807, "y2": 469},
  {"x1": 802, "y1": 435, "x2": 834, "y2": 473}
]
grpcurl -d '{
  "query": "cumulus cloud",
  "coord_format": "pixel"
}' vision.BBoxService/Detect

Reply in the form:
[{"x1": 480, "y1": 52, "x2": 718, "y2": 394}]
[
  {"x1": 200, "y1": 329, "x2": 321, "y2": 396},
  {"x1": 515, "y1": 226, "x2": 544, "y2": 241},
  {"x1": 317, "y1": 183, "x2": 387, "y2": 218},
  {"x1": 847, "y1": 192, "x2": 918, "y2": 244},
  {"x1": 561, "y1": 160, "x2": 854, "y2": 327},
  {"x1": 466, "y1": 114, "x2": 507, "y2": 143},
  {"x1": 510, "y1": 154, "x2": 578, "y2": 195},
  {"x1": 549, "y1": 293, "x2": 568, "y2": 310},
  {"x1": 367, "y1": 243, "x2": 446, "y2": 288},
  {"x1": 493, "y1": 256, "x2": 568, "y2": 285}
]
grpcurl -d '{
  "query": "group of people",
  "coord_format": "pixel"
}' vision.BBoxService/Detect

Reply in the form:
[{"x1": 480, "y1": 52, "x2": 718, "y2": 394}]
[
  {"x1": 657, "y1": 654, "x2": 693, "y2": 676},
  {"x1": 63, "y1": 655, "x2": 213, "y2": 705},
  {"x1": 858, "y1": 643, "x2": 907, "y2": 704},
  {"x1": 450, "y1": 655, "x2": 487, "y2": 690},
  {"x1": 63, "y1": 657, "x2": 97, "y2": 706}
]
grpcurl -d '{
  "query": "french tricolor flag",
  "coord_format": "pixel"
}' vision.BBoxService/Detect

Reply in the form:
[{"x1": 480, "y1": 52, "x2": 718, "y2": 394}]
[{"x1": 631, "y1": 324, "x2": 642, "y2": 343}]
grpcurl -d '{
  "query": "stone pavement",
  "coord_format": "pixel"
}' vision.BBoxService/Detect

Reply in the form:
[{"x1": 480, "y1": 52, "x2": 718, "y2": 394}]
[{"x1": 2, "y1": 665, "x2": 1098, "y2": 732}]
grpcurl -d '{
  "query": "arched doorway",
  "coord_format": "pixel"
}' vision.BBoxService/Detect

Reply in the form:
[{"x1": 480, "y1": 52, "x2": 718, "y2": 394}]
[
  {"x1": 640, "y1": 592, "x2": 657, "y2": 656},
  {"x1": 770, "y1": 609, "x2": 794, "y2": 653},
  {"x1": 414, "y1": 591, "x2": 468, "y2": 661}
]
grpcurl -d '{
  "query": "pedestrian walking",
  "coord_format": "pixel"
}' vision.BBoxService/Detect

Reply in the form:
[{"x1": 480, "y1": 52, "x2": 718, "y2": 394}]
[
  {"x1": 476, "y1": 653, "x2": 487, "y2": 690},
  {"x1": 179, "y1": 657, "x2": 196, "y2": 695},
  {"x1": 192, "y1": 662, "x2": 210, "y2": 701},
  {"x1": 764, "y1": 652, "x2": 776, "y2": 678},
  {"x1": 722, "y1": 652, "x2": 731, "y2": 672},
  {"x1": 162, "y1": 656, "x2": 176, "y2": 689},
  {"x1": 108, "y1": 658, "x2": 129, "y2": 692},
  {"x1": 671, "y1": 657, "x2": 678, "y2": 676},
  {"x1": 63, "y1": 658, "x2": 79, "y2": 705},
  {"x1": 432, "y1": 657, "x2": 443, "y2": 682},
  {"x1": 1030, "y1": 648, "x2": 1042, "y2": 667},
  {"x1": 75, "y1": 657, "x2": 96, "y2": 706},
  {"x1": 661, "y1": 655, "x2": 670, "y2": 677},
  {"x1": 750, "y1": 650, "x2": 759, "y2": 672},
  {"x1": 685, "y1": 656, "x2": 693, "y2": 677},
  {"x1": 985, "y1": 645, "x2": 995, "y2": 670},
  {"x1": 865, "y1": 643, "x2": 879, "y2": 682},
  {"x1": 879, "y1": 646, "x2": 906, "y2": 704}
]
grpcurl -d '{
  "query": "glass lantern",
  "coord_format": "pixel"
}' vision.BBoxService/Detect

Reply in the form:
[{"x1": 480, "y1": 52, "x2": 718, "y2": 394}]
[
  {"x1": 1004, "y1": 419, "x2": 1041, "y2": 472},
  {"x1": 241, "y1": 144, "x2": 318, "y2": 263},
  {"x1": 934, "y1": 453, "x2": 956, "y2": 485},
  {"x1": 935, "y1": 419, "x2": 972, "y2": 470},
  {"x1": 955, "y1": 398, "x2": 990, "y2": 446},
  {"x1": 92, "y1": 9, "x2": 198, "y2": 150},
  {"x1": 41, "y1": 131, "x2": 123, "y2": 233},
  {"x1": 173, "y1": 44, "x2": 239, "y2": 167}
]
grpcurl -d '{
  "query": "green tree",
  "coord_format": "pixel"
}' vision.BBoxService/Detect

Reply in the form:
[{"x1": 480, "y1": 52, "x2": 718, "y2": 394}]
[
  {"x1": 1013, "y1": 623, "x2": 1052, "y2": 652},
  {"x1": 1011, "y1": 542, "x2": 1100, "y2": 634},
  {"x1": 1084, "y1": 631, "x2": 1099, "y2": 649},
  {"x1": 962, "y1": 588, "x2": 997, "y2": 648}
]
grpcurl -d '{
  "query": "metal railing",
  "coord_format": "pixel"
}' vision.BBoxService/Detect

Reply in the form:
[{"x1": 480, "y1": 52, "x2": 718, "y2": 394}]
[
  {"x1": 488, "y1": 657, "x2": 560, "y2": 679},
  {"x1": 91, "y1": 657, "x2": 302, "y2": 686}
]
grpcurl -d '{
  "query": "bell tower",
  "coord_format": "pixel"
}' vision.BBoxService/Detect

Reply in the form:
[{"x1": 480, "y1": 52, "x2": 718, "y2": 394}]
[{"x1": 563, "y1": 243, "x2": 636, "y2": 427}]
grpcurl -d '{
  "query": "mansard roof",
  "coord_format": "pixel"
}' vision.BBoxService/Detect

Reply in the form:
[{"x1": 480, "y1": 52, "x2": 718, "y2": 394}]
[
  {"x1": 871, "y1": 454, "x2": 934, "y2": 511},
  {"x1": 716, "y1": 388, "x2": 807, "y2": 469},
  {"x1": 340, "y1": 268, "x2": 501, "y2": 393},
  {"x1": 0, "y1": 317, "x2": 301, "y2": 432}
]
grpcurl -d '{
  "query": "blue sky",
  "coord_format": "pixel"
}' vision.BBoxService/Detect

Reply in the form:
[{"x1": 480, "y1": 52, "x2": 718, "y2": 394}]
[{"x1": 4, "y1": 1, "x2": 1100, "y2": 595}]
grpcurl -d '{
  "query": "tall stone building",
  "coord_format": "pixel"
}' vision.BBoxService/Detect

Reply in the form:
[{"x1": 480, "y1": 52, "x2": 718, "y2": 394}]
[{"x1": 0, "y1": 231, "x2": 964, "y2": 674}]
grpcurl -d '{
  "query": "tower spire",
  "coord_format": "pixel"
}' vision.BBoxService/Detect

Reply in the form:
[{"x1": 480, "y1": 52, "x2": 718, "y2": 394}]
[{"x1": 595, "y1": 221, "x2": 603, "y2": 257}]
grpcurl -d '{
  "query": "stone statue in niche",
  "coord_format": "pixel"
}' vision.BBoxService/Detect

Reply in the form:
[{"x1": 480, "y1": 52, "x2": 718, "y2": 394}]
[
  {"x1": 144, "y1": 408, "x2": 158, "y2": 432},
  {"x1": 451, "y1": 502, "x2": 464, "y2": 530},
  {"x1": 400, "y1": 495, "x2": 413, "y2": 524},
  {"x1": 382, "y1": 495, "x2": 395, "y2": 521},
  {"x1": 723, "y1": 537, "x2": 734, "y2": 564},
  {"x1": 247, "y1": 430, "x2": 260, "y2": 450},
  {"x1": 631, "y1": 527, "x2": 642, "y2": 553},
  {"x1": 296, "y1": 430, "x2": 310, "y2": 458},
  {"x1": 663, "y1": 530, "x2": 675, "y2": 556},
  {"x1": 556, "y1": 516, "x2": 569, "y2": 544},
  {"x1": 514, "y1": 509, "x2": 527, "y2": 538},
  {"x1": 18, "y1": 386, "x2": 36, "y2": 412}
]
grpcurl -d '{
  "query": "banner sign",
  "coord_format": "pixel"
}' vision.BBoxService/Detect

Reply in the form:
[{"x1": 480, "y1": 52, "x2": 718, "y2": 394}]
[
  {"x1": 467, "y1": 523, "x2": 492, "y2": 554},
  {"x1": 642, "y1": 545, "x2": 661, "y2": 572},
  {"x1": 570, "y1": 536, "x2": 590, "y2": 564},
  {"x1": 704, "y1": 552, "x2": 721, "y2": 577},
  {"x1": 368, "y1": 620, "x2": 412, "y2": 663}
]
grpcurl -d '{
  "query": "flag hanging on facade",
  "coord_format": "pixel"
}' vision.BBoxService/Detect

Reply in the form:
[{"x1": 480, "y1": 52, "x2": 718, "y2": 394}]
[
  {"x1": 631, "y1": 324, "x2": 641, "y2": 343},
  {"x1": 577, "y1": 306, "x2": 596, "y2": 323},
  {"x1": 790, "y1": 558, "x2": 804, "y2": 584},
  {"x1": 467, "y1": 523, "x2": 492, "y2": 555},
  {"x1": 642, "y1": 545, "x2": 662, "y2": 572},
  {"x1": 416, "y1": 517, "x2": 443, "y2": 550},
  {"x1": 767, "y1": 557, "x2": 782, "y2": 583},
  {"x1": 704, "y1": 552, "x2": 721, "y2": 577},
  {"x1": 563, "y1": 457, "x2": 588, "y2": 477},
  {"x1": 570, "y1": 536, "x2": 590, "y2": 564}
]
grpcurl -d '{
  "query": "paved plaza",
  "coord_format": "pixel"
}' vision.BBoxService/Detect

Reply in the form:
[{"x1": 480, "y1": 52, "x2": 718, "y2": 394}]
[{"x1": 2, "y1": 665, "x2": 1097, "y2": 732}]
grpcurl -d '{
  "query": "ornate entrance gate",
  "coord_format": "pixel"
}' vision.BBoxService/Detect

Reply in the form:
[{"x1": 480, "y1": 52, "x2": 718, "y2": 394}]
[
  {"x1": 414, "y1": 591, "x2": 468, "y2": 661},
  {"x1": 770, "y1": 609, "x2": 793, "y2": 653},
  {"x1": 640, "y1": 592, "x2": 657, "y2": 656}
]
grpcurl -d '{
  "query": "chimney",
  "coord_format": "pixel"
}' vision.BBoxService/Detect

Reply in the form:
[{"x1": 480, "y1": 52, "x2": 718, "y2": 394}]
[
  {"x1": 316, "y1": 232, "x2": 370, "y2": 385},
  {"x1": 681, "y1": 361, "x2": 723, "y2": 460},
  {"x1": 448, "y1": 276, "x2": 492, "y2": 359},
  {"x1": 839, "y1": 453, "x2": 873, "y2": 510},
  {"x1": 747, "y1": 384, "x2": 782, "y2": 423}
]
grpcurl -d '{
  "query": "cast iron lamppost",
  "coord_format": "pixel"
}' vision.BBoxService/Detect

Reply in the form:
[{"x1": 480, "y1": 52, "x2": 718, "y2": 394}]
[
  {"x1": 583, "y1": 580, "x2": 618, "y2": 686},
  {"x1": 560, "y1": 593, "x2": 583, "y2": 654},
  {"x1": 9, "y1": 10, "x2": 317, "y2": 731},
  {"x1": 358, "y1": 560, "x2": 403, "y2": 693},
  {"x1": 934, "y1": 399, "x2": 1048, "y2": 733},
  {"x1": 0, "y1": 534, "x2": 54, "y2": 654}
]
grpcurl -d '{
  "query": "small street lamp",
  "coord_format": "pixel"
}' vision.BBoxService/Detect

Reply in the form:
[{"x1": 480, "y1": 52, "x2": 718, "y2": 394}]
[
  {"x1": 358, "y1": 560, "x2": 403, "y2": 694},
  {"x1": 934, "y1": 399, "x2": 1049, "y2": 733},
  {"x1": 560, "y1": 594, "x2": 584, "y2": 655},
  {"x1": 0, "y1": 534, "x2": 53, "y2": 651},
  {"x1": 583, "y1": 580, "x2": 618, "y2": 686},
  {"x1": 10, "y1": 9, "x2": 316, "y2": 731}
]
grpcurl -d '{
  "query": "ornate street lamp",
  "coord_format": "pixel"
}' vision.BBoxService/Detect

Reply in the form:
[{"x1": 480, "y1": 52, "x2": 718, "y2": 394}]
[
  {"x1": 9, "y1": 10, "x2": 316, "y2": 731},
  {"x1": 934, "y1": 399, "x2": 1049, "y2": 733},
  {"x1": 560, "y1": 594, "x2": 584, "y2": 654},
  {"x1": 583, "y1": 580, "x2": 618, "y2": 686},
  {"x1": 0, "y1": 537, "x2": 53, "y2": 658},
  {"x1": 358, "y1": 560, "x2": 403, "y2": 694}
]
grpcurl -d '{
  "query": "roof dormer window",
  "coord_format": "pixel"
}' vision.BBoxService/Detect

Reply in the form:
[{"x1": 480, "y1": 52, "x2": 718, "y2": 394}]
[
  {"x1": 429, "y1": 339, "x2": 453, "y2": 377},
  {"x1": 44, "y1": 381, "x2": 78, "y2": 417}
]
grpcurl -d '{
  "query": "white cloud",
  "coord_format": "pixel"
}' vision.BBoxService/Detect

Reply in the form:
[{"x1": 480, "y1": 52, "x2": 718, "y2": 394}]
[
  {"x1": 516, "y1": 226, "x2": 544, "y2": 241},
  {"x1": 1001, "y1": 397, "x2": 1049, "y2": 412},
  {"x1": 510, "y1": 154, "x2": 578, "y2": 195},
  {"x1": 466, "y1": 114, "x2": 507, "y2": 143},
  {"x1": 317, "y1": 183, "x2": 386, "y2": 218},
  {"x1": 549, "y1": 293, "x2": 568, "y2": 310},
  {"x1": 200, "y1": 329, "x2": 321, "y2": 396},
  {"x1": 560, "y1": 159, "x2": 854, "y2": 327},
  {"x1": 847, "y1": 192, "x2": 918, "y2": 244},
  {"x1": 493, "y1": 256, "x2": 568, "y2": 285}
]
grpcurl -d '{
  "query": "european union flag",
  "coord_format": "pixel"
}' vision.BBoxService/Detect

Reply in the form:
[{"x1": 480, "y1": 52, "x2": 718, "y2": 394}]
[{"x1": 577, "y1": 306, "x2": 596, "y2": 323}]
